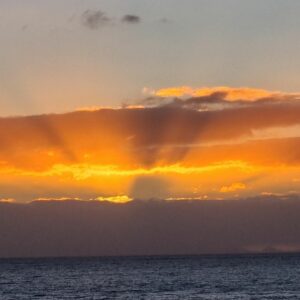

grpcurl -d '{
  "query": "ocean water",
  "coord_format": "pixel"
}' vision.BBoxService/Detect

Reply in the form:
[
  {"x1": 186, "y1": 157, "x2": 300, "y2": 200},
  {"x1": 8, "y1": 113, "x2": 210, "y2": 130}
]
[{"x1": 0, "y1": 254, "x2": 300, "y2": 299}]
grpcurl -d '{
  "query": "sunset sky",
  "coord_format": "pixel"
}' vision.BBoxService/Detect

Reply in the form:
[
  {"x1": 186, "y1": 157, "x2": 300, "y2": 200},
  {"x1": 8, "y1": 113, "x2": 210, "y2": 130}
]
[
  {"x1": 0, "y1": 0, "x2": 300, "y2": 205},
  {"x1": 1, "y1": 0, "x2": 300, "y2": 258}
]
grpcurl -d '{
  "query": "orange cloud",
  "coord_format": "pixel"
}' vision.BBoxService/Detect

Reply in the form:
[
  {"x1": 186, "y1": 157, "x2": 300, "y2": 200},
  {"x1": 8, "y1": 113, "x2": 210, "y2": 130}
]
[
  {"x1": 35, "y1": 197, "x2": 82, "y2": 201},
  {"x1": 0, "y1": 198, "x2": 15, "y2": 203},
  {"x1": 220, "y1": 183, "x2": 246, "y2": 193},
  {"x1": 0, "y1": 86, "x2": 300, "y2": 202},
  {"x1": 152, "y1": 86, "x2": 280, "y2": 101}
]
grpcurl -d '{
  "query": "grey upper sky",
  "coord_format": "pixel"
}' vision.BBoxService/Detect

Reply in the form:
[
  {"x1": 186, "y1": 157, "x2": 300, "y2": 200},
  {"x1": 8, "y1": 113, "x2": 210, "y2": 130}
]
[{"x1": 1, "y1": 0, "x2": 300, "y2": 115}]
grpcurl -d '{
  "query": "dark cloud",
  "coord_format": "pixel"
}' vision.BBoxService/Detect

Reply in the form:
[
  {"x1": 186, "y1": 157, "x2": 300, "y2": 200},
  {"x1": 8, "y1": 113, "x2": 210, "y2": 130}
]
[
  {"x1": 141, "y1": 91, "x2": 300, "y2": 112},
  {"x1": 80, "y1": 11, "x2": 142, "y2": 29},
  {"x1": 81, "y1": 10, "x2": 111, "y2": 29},
  {"x1": 1, "y1": 196, "x2": 300, "y2": 257},
  {"x1": 21, "y1": 25, "x2": 28, "y2": 31},
  {"x1": 122, "y1": 15, "x2": 141, "y2": 24}
]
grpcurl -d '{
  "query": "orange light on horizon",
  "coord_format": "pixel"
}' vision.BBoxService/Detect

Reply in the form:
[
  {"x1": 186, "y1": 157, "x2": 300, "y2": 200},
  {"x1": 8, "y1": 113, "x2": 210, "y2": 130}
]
[
  {"x1": 96, "y1": 195, "x2": 133, "y2": 203},
  {"x1": 0, "y1": 160, "x2": 255, "y2": 179}
]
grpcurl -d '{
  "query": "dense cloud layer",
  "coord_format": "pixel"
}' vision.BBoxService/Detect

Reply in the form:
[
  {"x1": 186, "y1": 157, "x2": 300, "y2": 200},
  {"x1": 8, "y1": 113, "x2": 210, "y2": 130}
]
[
  {"x1": 1, "y1": 197, "x2": 300, "y2": 258},
  {"x1": 0, "y1": 89, "x2": 300, "y2": 169},
  {"x1": 0, "y1": 87, "x2": 299, "y2": 202}
]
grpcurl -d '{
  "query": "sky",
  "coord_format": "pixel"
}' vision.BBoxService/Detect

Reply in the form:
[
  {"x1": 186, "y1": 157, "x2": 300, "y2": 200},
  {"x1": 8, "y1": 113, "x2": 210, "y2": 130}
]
[
  {"x1": 1, "y1": 0, "x2": 300, "y2": 257},
  {"x1": 1, "y1": 0, "x2": 300, "y2": 115}
]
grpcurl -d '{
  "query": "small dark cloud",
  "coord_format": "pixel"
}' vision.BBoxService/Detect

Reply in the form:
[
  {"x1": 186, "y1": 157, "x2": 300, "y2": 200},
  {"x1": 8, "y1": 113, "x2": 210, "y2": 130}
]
[
  {"x1": 21, "y1": 25, "x2": 28, "y2": 31},
  {"x1": 122, "y1": 15, "x2": 141, "y2": 24},
  {"x1": 82, "y1": 10, "x2": 111, "y2": 29},
  {"x1": 160, "y1": 18, "x2": 170, "y2": 23}
]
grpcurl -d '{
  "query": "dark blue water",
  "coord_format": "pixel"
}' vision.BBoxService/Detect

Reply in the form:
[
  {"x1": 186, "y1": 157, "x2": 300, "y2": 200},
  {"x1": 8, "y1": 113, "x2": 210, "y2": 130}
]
[{"x1": 1, "y1": 254, "x2": 300, "y2": 299}]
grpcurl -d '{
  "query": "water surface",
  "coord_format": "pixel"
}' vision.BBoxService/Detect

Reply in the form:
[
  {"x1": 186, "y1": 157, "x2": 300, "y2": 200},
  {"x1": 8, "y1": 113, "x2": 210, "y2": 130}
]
[{"x1": 1, "y1": 254, "x2": 300, "y2": 299}]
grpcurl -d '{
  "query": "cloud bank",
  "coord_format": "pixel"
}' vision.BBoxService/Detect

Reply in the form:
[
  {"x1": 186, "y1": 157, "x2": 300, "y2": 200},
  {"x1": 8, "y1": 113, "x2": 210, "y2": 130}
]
[
  {"x1": 1, "y1": 196, "x2": 300, "y2": 257},
  {"x1": 1, "y1": 87, "x2": 299, "y2": 167},
  {"x1": 0, "y1": 86, "x2": 299, "y2": 202}
]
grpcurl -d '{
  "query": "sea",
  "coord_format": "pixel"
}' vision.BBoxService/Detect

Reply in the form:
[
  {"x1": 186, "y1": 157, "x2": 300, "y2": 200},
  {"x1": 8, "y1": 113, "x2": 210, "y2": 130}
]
[{"x1": 0, "y1": 254, "x2": 300, "y2": 299}]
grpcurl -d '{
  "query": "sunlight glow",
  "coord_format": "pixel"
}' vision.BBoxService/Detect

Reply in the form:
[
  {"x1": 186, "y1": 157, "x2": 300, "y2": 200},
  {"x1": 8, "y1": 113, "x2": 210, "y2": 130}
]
[{"x1": 96, "y1": 195, "x2": 133, "y2": 203}]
